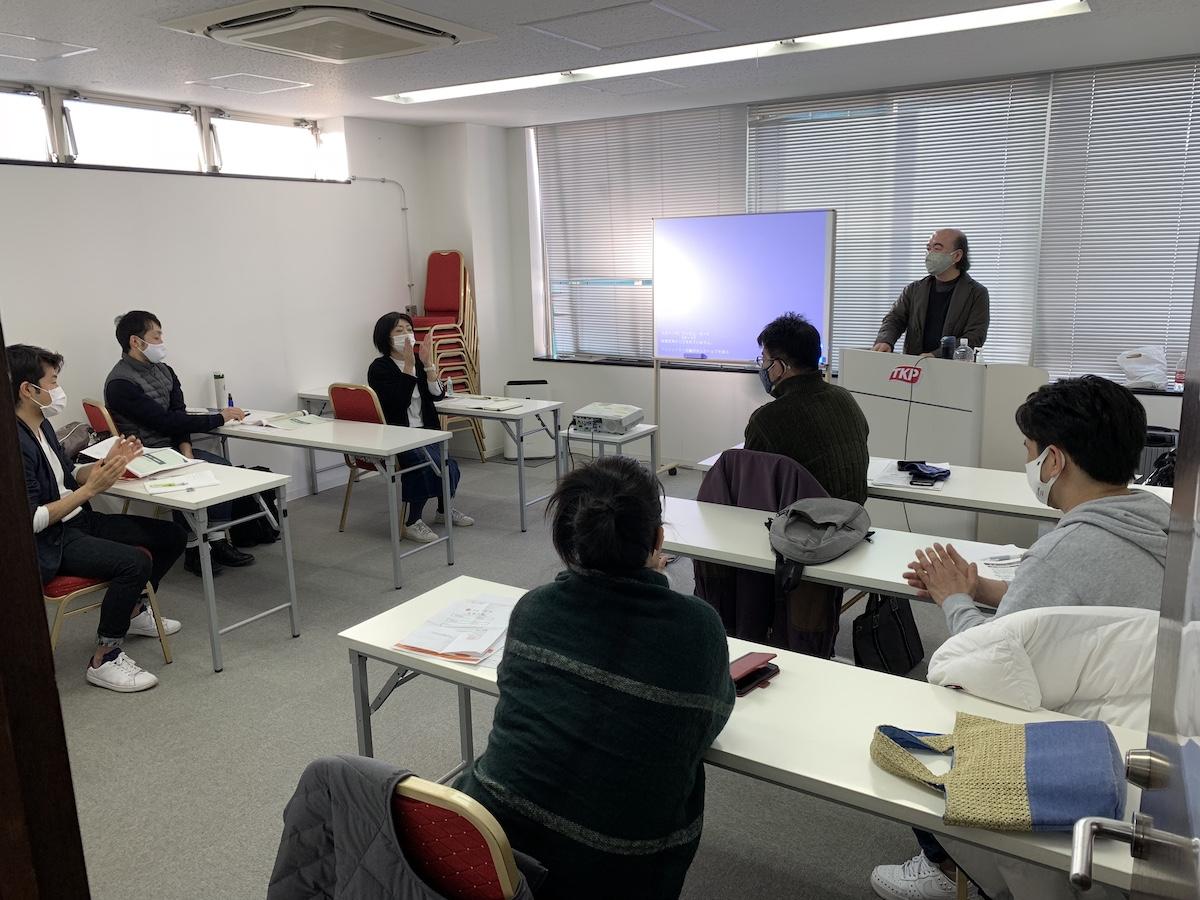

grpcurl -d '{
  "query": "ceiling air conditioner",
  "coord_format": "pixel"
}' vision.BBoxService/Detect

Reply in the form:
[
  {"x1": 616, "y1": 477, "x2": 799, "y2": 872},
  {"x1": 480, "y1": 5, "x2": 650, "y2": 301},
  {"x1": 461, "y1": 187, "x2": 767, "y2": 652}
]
[{"x1": 163, "y1": 1, "x2": 493, "y2": 64}]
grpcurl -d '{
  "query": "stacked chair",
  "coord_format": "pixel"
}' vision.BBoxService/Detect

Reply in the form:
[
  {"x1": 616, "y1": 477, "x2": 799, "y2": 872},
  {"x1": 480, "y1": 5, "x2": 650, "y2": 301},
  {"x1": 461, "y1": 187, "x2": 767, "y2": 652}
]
[{"x1": 412, "y1": 250, "x2": 486, "y2": 462}]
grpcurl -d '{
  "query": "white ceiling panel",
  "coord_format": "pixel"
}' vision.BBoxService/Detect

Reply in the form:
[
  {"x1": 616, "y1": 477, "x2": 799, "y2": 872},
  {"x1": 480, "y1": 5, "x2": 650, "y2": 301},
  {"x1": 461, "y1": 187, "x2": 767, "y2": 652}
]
[{"x1": 0, "y1": 1, "x2": 1197, "y2": 127}]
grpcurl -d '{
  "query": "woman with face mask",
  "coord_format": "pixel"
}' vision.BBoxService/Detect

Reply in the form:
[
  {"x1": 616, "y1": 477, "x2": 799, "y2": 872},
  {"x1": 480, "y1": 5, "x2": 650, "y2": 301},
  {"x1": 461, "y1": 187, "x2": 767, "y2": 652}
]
[{"x1": 367, "y1": 312, "x2": 473, "y2": 543}]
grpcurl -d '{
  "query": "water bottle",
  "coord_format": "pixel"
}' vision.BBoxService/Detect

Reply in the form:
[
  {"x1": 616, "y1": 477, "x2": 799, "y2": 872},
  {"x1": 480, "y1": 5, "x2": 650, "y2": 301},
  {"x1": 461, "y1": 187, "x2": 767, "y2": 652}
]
[
  {"x1": 939, "y1": 336, "x2": 956, "y2": 359},
  {"x1": 1173, "y1": 352, "x2": 1187, "y2": 393},
  {"x1": 953, "y1": 338, "x2": 973, "y2": 362}
]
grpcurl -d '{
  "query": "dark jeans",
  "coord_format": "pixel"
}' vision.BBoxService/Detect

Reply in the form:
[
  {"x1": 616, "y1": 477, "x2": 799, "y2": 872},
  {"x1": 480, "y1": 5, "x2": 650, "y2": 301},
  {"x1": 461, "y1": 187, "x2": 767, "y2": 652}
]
[
  {"x1": 56, "y1": 509, "x2": 188, "y2": 644},
  {"x1": 914, "y1": 828, "x2": 949, "y2": 864},
  {"x1": 173, "y1": 447, "x2": 233, "y2": 530},
  {"x1": 398, "y1": 444, "x2": 461, "y2": 526}
]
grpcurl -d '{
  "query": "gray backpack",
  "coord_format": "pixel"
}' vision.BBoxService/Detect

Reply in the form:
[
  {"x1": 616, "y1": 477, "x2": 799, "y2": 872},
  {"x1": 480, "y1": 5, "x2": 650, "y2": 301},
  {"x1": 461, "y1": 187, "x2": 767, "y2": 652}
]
[{"x1": 768, "y1": 498, "x2": 871, "y2": 564}]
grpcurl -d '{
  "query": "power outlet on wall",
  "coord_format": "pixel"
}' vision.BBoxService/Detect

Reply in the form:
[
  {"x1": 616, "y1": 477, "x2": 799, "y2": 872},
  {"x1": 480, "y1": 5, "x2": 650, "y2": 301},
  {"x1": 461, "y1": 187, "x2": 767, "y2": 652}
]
[{"x1": 405, "y1": 304, "x2": 418, "y2": 317}]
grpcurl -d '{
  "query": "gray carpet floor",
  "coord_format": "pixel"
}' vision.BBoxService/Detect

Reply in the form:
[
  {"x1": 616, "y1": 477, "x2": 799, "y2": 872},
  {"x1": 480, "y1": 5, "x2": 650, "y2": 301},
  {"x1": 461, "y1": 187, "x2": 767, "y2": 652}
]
[{"x1": 55, "y1": 459, "x2": 953, "y2": 900}]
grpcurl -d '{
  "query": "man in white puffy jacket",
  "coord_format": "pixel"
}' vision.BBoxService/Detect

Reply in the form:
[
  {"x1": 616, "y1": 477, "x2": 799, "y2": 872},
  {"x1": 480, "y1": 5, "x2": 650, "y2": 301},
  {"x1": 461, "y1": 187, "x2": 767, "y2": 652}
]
[{"x1": 872, "y1": 375, "x2": 1170, "y2": 900}]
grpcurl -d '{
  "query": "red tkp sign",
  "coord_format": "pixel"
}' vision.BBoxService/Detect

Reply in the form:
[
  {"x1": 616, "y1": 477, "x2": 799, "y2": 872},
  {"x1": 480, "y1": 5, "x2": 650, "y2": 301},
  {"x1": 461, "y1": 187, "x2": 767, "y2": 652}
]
[{"x1": 889, "y1": 366, "x2": 922, "y2": 384}]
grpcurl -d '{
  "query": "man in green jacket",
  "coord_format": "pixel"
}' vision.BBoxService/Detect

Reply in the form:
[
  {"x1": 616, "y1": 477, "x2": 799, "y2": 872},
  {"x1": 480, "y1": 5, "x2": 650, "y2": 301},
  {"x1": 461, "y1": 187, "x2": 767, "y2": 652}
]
[{"x1": 745, "y1": 313, "x2": 870, "y2": 504}]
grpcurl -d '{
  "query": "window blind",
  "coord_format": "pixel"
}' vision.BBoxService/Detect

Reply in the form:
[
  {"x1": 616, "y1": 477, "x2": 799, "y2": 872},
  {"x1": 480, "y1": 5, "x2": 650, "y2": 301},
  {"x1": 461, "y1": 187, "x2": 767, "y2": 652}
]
[
  {"x1": 748, "y1": 76, "x2": 1051, "y2": 370},
  {"x1": 535, "y1": 106, "x2": 746, "y2": 359},
  {"x1": 1034, "y1": 58, "x2": 1200, "y2": 380}
]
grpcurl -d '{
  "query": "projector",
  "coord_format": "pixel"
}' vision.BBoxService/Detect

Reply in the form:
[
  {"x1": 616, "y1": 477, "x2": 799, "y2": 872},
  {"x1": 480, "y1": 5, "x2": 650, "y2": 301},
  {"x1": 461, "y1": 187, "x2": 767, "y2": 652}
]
[{"x1": 572, "y1": 403, "x2": 644, "y2": 435}]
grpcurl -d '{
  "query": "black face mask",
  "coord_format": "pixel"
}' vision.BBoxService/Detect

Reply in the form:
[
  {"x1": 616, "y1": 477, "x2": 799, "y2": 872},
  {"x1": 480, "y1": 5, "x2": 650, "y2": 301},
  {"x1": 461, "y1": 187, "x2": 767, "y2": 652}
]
[{"x1": 758, "y1": 360, "x2": 779, "y2": 395}]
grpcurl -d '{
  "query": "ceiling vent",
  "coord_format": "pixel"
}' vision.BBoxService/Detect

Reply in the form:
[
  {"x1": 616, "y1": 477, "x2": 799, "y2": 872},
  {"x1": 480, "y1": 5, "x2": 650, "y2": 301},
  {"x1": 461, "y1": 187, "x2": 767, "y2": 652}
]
[{"x1": 163, "y1": 2, "x2": 493, "y2": 64}]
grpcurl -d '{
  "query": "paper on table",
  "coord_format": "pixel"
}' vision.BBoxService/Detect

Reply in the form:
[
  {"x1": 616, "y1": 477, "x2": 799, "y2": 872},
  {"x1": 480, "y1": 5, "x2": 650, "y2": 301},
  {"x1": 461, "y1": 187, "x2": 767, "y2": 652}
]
[
  {"x1": 144, "y1": 470, "x2": 221, "y2": 494},
  {"x1": 83, "y1": 437, "x2": 199, "y2": 479},
  {"x1": 870, "y1": 460, "x2": 950, "y2": 491},
  {"x1": 951, "y1": 541, "x2": 1025, "y2": 583},
  {"x1": 394, "y1": 594, "x2": 518, "y2": 664},
  {"x1": 235, "y1": 411, "x2": 325, "y2": 429}
]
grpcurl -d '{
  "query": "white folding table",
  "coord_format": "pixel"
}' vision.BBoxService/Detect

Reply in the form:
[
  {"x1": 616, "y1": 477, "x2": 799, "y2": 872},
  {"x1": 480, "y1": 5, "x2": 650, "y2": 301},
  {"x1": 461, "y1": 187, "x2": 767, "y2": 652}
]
[
  {"x1": 865, "y1": 457, "x2": 1172, "y2": 520},
  {"x1": 338, "y1": 575, "x2": 1137, "y2": 891},
  {"x1": 216, "y1": 415, "x2": 454, "y2": 590},
  {"x1": 660, "y1": 496, "x2": 1020, "y2": 595},
  {"x1": 558, "y1": 423, "x2": 659, "y2": 474},
  {"x1": 695, "y1": 450, "x2": 1172, "y2": 521},
  {"x1": 433, "y1": 397, "x2": 565, "y2": 532},
  {"x1": 105, "y1": 463, "x2": 298, "y2": 673}
]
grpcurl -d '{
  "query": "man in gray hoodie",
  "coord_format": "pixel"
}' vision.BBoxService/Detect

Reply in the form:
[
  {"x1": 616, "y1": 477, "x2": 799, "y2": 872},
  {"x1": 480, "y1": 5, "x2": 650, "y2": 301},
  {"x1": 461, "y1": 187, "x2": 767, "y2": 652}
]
[{"x1": 872, "y1": 375, "x2": 1170, "y2": 900}]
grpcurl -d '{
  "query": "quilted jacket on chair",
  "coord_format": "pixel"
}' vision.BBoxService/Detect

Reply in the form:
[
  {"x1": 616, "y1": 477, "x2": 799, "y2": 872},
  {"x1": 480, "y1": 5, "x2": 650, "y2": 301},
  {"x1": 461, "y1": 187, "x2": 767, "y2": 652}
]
[{"x1": 268, "y1": 754, "x2": 541, "y2": 900}]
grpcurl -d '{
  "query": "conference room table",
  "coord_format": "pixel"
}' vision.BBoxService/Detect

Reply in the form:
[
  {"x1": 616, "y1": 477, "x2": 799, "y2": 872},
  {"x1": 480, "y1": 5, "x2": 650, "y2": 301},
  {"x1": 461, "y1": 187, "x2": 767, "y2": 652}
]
[
  {"x1": 432, "y1": 396, "x2": 565, "y2": 532},
  {"x1": 660, "y1": 495, "x2": 1020, "y2": 594},
  {"x1": 216, "y1": 414, "x2": 453, "y2": 590},
  {"x1": 338, "y1": 575, "x2": 1137, "y2": 891},
  {"x1": 696, "y1": 448, "x2": 1173, "y2": 521},
  {"x1": 105, "y1": 462, "x2": 298, "y2": 672}
]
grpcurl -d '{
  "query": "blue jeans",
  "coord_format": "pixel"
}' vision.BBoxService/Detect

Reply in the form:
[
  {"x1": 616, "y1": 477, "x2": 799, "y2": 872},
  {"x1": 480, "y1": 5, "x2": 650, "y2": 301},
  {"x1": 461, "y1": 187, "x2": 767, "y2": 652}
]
[
  {"x1": 398, "y1": 444, "x2": 460, "y2": 526},
  {"x1": 914, "y1": 828, "x2": 949, "y2": 864}
]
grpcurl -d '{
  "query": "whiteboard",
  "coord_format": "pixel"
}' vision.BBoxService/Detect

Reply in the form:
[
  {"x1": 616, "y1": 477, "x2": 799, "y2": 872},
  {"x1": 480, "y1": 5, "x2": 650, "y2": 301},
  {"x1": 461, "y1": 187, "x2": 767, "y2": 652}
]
[{"x1": 652, "y1": 210, "x2": 836, "y2": 365}]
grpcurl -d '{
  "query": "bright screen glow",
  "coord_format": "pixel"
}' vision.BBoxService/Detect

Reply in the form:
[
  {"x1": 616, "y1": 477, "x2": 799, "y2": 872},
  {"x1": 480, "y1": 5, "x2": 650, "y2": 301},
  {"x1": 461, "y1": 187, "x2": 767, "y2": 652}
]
[{"x1": 653, "y1": 210, "x2": 835, "y2": 363}]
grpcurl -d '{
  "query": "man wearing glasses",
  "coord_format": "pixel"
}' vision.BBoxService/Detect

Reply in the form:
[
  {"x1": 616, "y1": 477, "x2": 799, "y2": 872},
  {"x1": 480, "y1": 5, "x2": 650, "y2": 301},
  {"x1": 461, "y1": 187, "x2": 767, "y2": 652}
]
[{"x1": 745, "y1": 313, "x2": 870, "y2": 504}]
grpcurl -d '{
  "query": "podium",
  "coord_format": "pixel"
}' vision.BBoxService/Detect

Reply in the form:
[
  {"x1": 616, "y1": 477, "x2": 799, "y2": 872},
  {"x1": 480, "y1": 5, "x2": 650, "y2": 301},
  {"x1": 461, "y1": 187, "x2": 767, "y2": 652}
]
[{"x1": 840, "y1": 349, "x2": 1048, "y2": 540}]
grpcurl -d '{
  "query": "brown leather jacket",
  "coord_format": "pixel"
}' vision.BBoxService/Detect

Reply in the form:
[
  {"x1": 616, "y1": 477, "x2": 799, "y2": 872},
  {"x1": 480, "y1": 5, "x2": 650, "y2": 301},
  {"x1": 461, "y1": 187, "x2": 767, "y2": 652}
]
[{"x1": 875, "y1": 273, "x2": 990, "y2": 355}]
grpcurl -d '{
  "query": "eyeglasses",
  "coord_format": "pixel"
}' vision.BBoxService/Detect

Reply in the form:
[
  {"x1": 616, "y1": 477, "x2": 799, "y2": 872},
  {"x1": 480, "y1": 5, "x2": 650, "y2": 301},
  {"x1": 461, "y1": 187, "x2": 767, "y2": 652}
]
[{"x1": 755, "y1": 355, "x2": 777, "y2": 370}]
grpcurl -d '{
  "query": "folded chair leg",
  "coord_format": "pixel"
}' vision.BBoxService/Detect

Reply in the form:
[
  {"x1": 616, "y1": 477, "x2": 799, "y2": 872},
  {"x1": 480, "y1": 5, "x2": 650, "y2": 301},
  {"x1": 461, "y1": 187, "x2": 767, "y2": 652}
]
[
  {"x1": 339, "y1": 469, "x2": 358, "y2": 533},
  {"x1": 471, "y1": 419, "x2": 487, "y2": 462},
  {"x1": 48, "y1": 600, "x2": 68, "y2": 651},
  {"x1": 144, "y1": 583, "x2": 173, "y2": 664}
]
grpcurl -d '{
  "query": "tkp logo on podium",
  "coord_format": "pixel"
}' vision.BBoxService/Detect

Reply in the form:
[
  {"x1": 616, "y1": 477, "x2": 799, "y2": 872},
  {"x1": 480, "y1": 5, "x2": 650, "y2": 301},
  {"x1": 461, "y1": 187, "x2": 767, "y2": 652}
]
[{"x1": 889, "y1": 365, "x2": 923, "y2": 384}]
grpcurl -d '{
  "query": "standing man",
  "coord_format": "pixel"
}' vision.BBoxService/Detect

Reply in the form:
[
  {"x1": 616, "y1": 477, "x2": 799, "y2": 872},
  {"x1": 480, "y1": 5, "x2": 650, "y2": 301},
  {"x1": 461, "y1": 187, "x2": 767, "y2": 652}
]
[
  {"x1": 745, "y1": 313, "x2": 869, "y2": 504},
  {"x1": 872, "y1": 229, "x2": 989, "y2": 355},
  {"x1": 104, "y1": 310, "x2": 255, "y2": 575}
]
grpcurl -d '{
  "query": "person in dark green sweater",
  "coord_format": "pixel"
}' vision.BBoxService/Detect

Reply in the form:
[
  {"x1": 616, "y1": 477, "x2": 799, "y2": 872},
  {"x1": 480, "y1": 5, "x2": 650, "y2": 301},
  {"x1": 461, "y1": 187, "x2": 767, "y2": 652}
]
[
  {"x1": 455, "y1": 456, "x2": 735, "y2": 900},
  {"x1": 745, "y1": 313, "x2": 870, "y2": 504}
]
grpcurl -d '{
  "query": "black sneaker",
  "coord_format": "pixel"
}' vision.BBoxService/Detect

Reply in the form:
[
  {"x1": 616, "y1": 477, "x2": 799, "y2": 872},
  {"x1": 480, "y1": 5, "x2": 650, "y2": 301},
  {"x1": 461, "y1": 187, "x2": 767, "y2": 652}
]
[
  {"x1": 184, "y1": 547, "x2": 224, "y2": 577},
  {"x1": 211, "y1": 540, "x2": 255, "y2": 567}
]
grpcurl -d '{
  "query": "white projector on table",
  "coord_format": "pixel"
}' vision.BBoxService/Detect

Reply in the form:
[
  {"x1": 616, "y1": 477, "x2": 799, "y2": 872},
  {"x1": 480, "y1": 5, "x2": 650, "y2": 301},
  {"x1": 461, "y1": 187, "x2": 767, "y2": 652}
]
[{"x1": 571, "y1": 402, "x2": 644, "y2": 435}]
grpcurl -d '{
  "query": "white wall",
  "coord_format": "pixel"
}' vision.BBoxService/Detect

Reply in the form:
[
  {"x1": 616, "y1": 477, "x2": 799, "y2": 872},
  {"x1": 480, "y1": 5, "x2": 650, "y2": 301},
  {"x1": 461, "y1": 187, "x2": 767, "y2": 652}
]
[{"x1": 0, "y1": 160, "x2": 419, "y2": 497}]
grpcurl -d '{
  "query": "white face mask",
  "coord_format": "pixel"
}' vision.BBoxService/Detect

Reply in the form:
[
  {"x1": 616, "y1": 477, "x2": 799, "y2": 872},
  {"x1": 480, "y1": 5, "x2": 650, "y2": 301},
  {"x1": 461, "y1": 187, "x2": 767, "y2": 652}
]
[
  {"x1": 392, "y1": 333, "x2": 415, "y2": 351},
  {"x1": 31, "y1": 384, "x2": 67, "y2": 418},
  {"x1": 137, "y1": 337, "x2": 167, "y2": 364},
  {"x1": 1025, "y1": 446, "x2": 1060, "y2": 506}
]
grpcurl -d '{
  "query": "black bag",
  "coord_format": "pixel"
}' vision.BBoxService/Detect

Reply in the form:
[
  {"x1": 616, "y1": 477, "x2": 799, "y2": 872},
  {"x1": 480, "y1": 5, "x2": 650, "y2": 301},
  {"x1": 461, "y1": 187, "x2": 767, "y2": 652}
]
[
  {"x1": 228, "y1": 465, "x2": 281, "y2": 547},
  {"x1": 1144, "y1": 449, "x2": 1176, "y2": 487},
  {"x1": 853, "y1": 593, "x2": 925, "y2": 675}
]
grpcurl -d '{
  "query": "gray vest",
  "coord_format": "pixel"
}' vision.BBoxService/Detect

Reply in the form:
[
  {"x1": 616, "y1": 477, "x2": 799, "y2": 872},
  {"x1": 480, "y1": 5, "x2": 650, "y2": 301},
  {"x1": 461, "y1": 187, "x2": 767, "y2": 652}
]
[{"x1": 104, "y1": 355, "x2": 175, "y2": 447}]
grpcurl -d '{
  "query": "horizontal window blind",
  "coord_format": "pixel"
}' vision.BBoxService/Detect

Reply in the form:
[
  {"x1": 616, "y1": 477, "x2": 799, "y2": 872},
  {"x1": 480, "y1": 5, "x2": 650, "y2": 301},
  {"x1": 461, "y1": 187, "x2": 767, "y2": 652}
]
[
  {"x1": 535, "y1": 106, "x2": 746, "y2": 359},
  {"x1": 748, "y1": 77, "x2": 1051, "y2": 370},
  {"x1": 1034, "y1": 58, "x2": 1200, "y2": 380}
]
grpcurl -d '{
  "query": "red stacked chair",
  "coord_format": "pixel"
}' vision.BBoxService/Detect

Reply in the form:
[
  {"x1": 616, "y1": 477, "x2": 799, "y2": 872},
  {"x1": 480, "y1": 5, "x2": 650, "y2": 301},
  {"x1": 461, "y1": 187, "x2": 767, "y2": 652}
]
[{"x1": 412, "y1": 251, "x2": 486, "y2": 462}]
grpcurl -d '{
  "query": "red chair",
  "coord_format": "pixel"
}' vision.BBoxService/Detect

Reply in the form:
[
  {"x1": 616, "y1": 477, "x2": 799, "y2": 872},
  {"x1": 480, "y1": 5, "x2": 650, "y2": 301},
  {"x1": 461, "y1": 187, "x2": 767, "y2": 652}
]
[
  {"x1": 328, "y1": 382, "x2": 405, "y2": 534},
  {"x1": 392, "y1": 776, "x2": 522, "y2": 900},
  {"x1": 43, "y1": 548, "x2": 173, "y2": 663},
  {"x1": 82, "y1": 397, "x2": 117, "y2": 437}
]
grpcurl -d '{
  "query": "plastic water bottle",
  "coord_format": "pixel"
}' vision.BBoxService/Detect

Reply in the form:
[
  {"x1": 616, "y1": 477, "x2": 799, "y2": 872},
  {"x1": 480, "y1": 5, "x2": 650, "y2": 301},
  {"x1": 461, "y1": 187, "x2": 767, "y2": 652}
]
[
  {"x1": 952, "y1": 338, "x2": 973, "y2": 362},
  {"x1": 1172, "y1": 352, "x2": 1187, "y2": 392}
]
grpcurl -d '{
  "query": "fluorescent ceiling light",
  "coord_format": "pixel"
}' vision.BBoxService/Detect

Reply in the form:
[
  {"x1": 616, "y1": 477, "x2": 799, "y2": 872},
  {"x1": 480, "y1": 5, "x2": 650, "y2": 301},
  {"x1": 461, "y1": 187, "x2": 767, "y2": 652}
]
[{"x1": 377, "y1": 0, "x2": 1088, "y2": 104}]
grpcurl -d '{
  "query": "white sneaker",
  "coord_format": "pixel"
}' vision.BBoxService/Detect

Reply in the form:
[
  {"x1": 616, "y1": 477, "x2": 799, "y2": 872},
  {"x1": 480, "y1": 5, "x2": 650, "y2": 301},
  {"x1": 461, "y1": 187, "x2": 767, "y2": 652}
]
[
  {"x1": 434, "y1": 508, "x2": 475, "y2": 527},
  {"x1": 127, "y1": 606, "x2": 181, "y2": 638},
  {"x1": 404, "y1": 519, "x2": 438, "y2": 543},
  {"x1": 86, "y1": 651, "x2": 158, "y2": 693},
  {"x1": 870, "y1": 853, "x2": 979, "y2": 900}
]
